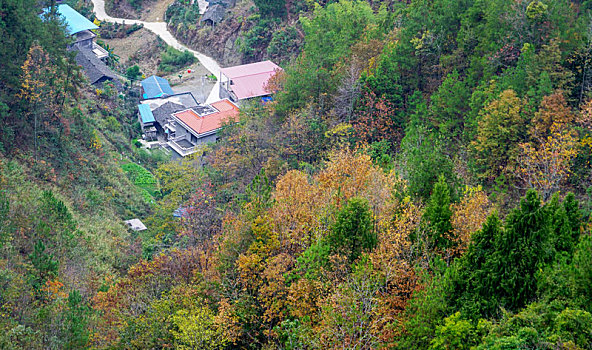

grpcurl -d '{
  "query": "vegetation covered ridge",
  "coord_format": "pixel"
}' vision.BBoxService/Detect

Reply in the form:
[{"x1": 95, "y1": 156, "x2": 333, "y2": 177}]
[{"x1": 2, "y1": 0, "x2": 592, "y2": 349}]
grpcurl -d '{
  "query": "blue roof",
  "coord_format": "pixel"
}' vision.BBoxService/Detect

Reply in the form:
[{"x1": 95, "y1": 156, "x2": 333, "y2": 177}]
[
  {"x1": 173, "y1": 206, "x2": 188, "y2": 218},
  {"x1": 138, "y1": 104, "x2": 155, "y2": 124},
  {"x1": 141, "y1": 76, "x2": 174, "y2": 99},
  {"x1": 56, "y1": 4, "x2": 98, "y2": 35}
]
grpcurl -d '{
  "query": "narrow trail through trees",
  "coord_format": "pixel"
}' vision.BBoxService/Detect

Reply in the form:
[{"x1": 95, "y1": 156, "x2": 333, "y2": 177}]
[{"x1": 90, "y1": 0, "x2": 222, "y2": 104}]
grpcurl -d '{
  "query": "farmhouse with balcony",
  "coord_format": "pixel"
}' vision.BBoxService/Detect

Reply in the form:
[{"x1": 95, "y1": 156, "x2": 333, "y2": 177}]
[
  {"x1": 165, "y1": 99, "x2": 239, "y2": 156},
  {"x1": 138, "y1": 92, "x2": 239, "y2": 156}
]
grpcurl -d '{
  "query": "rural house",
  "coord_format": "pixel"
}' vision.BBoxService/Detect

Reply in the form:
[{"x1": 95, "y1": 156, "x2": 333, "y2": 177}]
[
  {"x1": 55, "y1": 4, "x2": 109, "y2": 59},
  {"x1": 219, "y1": 60, "x2": 282, "y2": 102},
  {"x1": 138, "y1": 92, "x2": 239, "y2": 156},
  {"x1": 54, "y1": 4, "x2": 118, "y2": 88},
  {"x1": 74, "y1": 48, "x2": 117, "y2": 87},
  {"x1": 139, "y1": 92, "x2": 200, "y2": 129},
  {"x1": 165, "y1": 99, "x2": 239, "y2": 156}
]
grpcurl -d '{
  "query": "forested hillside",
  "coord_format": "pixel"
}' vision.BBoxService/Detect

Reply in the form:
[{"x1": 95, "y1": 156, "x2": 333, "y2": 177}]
[
  {"x1": 0, "y1": 0, "x2": 163, "y2": 347},
  {"x1": 2, "y1": 0, "x2": 592, "y2": 349}
]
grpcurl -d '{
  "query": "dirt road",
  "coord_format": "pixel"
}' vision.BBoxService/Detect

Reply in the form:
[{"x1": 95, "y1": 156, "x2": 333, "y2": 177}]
[{"x1": 90, "y1": 0, "x2": 222, "y2": 103}]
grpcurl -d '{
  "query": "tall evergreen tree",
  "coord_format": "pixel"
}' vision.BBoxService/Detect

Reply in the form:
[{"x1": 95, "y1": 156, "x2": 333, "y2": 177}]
[
  {"x1": 496, "y1": 190, "x2": 551, "y2": 312},
  {"x1": 328, "y1": 196, "x2": 376, "y2": 263},
  {"x1": 448, "y1": 213, "x2": 503, "y2": 318},
  {"x1": 425, "y1": 175, "x2": 454, "y2": 251},
  {"x1": 448, "y1": 190, "x2": 579, "y2": 319}
]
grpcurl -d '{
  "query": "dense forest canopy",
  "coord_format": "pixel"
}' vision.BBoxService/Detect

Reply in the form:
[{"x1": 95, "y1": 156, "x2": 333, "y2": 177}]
[{"x1": 1, "y1": 0, "x2": 592, "y2": 348}]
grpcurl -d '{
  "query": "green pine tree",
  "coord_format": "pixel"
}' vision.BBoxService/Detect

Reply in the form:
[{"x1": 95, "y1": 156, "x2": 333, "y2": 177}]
[
  {"x1": 425, "y1": 175, "x2": 454, "y2": 251},
  {"x1": 328, "y1": 197, "x2": 376, "y2": 263}
]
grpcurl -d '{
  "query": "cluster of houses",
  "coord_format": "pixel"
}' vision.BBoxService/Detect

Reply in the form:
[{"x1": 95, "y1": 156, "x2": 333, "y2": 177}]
[
  {"x1": 54, "y1": 3, "x2": 282, "y2": 229},
  {"x1": 137, "y1": 60, "x2": 282, "y2": 157},
  {"x1": 55, "y1": 5, "x2": 282, "y2": 158},
  {"x1": 137, "y1": 80, "x2": 240, "y2": 157}
]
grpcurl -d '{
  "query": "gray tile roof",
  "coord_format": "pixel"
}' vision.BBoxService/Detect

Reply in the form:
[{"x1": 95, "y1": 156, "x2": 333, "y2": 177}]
[
  {"x1": 152, "y1": 102, "x2": 185, "y2": 125},
  {"x1": 74, "y1": 29, "x2": 96, "y2": 43},
  {"x1": 201, "y1": 4, "x2": 226, "y2": 24},
  {"x1": 72, "y1": 45, "x2": 116, "y2": 85}
]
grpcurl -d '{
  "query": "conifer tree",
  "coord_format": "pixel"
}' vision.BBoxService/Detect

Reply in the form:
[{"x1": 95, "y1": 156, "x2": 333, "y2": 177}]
[
  {"x1": 328, "y1": 197, "x2": 376, "y2": 263},
  {"x1": 498, "y1": 190, "x2": 551, "y2": 311},
  {"x1": 63, "y1": 290, "x2": 90, "y2": 350},
  {"x1": 29, "y1": 240, "x2": 59, "y2": 295},
  {"x1": 449, "y1": 213, "x2": 503, "y2": 318},
  {"x1": 449, "y1": 190, "x2": 580, "y2": 318},
  {"x1": 425, "y1": 175, "x2": 453, "y2": 251}
]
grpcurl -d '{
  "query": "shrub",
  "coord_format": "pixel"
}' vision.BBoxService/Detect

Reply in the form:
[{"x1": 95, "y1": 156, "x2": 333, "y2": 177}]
[{"x1": 159, "y1": 47, "x2": 195, "y2": 73}]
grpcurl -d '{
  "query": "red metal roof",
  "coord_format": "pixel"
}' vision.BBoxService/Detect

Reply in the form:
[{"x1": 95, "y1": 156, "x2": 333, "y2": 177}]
[
  {"x1": 220, "y1": 60, "x2": 282, "y2": 100},
  {"x1": 173, "y1": 100, "x2": 239, "y2": 135}
]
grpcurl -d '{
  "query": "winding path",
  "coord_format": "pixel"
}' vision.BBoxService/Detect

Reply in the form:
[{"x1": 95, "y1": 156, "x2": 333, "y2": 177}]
[{"x1": 90, "y1": 0, "x2": 222, "y2": 103}]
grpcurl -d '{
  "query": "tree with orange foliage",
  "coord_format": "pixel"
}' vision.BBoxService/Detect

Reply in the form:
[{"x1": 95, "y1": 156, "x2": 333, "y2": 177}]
[
  {"x1": 318, "y1": 148, "x2": 397, "y2": 212},
  {"x1": 529, "y1": 91, "x2": 575, "y2": 139},
  {"x1": 271, "y1": 170, "x2": 323, "y2": 253},
  {"x1": 352, "y1": 90, "x2": 401, "y2": 147}
]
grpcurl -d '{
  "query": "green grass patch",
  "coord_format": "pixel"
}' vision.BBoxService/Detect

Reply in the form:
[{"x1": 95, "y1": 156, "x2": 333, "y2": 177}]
[{"x1": 121, "y1": 162, "x2": 159, "y2": 198}]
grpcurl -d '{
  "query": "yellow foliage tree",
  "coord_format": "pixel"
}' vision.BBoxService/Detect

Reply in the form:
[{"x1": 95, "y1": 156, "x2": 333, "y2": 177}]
[
  {"x1": 172, "y1": 307, "x2": 227, "y2": 350},
  {"x1": 271, "y1": 170, "x2": 325, "y2": 253},
  {"x1": 518, "y1": 122, "x2": 578, "y2": 200},
  {"x1": 449, "y1": 186, "x2": 494, "y2": 258},
  {"x1": 18, "y1": 43, "x2": 67, "y2": 161},
  {"x1": 472, "y1": 89, "x2": 528, "y2": 182}
]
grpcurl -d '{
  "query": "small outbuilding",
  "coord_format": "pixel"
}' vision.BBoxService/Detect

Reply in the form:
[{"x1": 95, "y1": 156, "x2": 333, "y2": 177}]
[
  {"x1": 124, "y1": 219, "x2": 147, "y2": 231},
  {"x1": 200, "y1": 4, "x2": 226, "y2": 26},
  {"x1": 141, "y1": 76, "x2": 175, "y2": 99},
  {"x1": 138, "y1": 104, "x2": 157, "y2": 140}
]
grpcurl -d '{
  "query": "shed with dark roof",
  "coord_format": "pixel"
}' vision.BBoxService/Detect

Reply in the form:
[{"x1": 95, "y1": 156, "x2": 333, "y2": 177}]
[
  {"x1": 200, "y1": 4, "x2": 226, "y2": 25},
  {"x1": 73, "y1": 46, "x2": 118, "y2": 88}
]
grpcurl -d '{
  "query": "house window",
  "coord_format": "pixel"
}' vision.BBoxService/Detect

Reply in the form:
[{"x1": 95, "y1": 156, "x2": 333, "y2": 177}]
[{"x1": 191, "y1": 134, "x2": 197, "y2": 143}]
